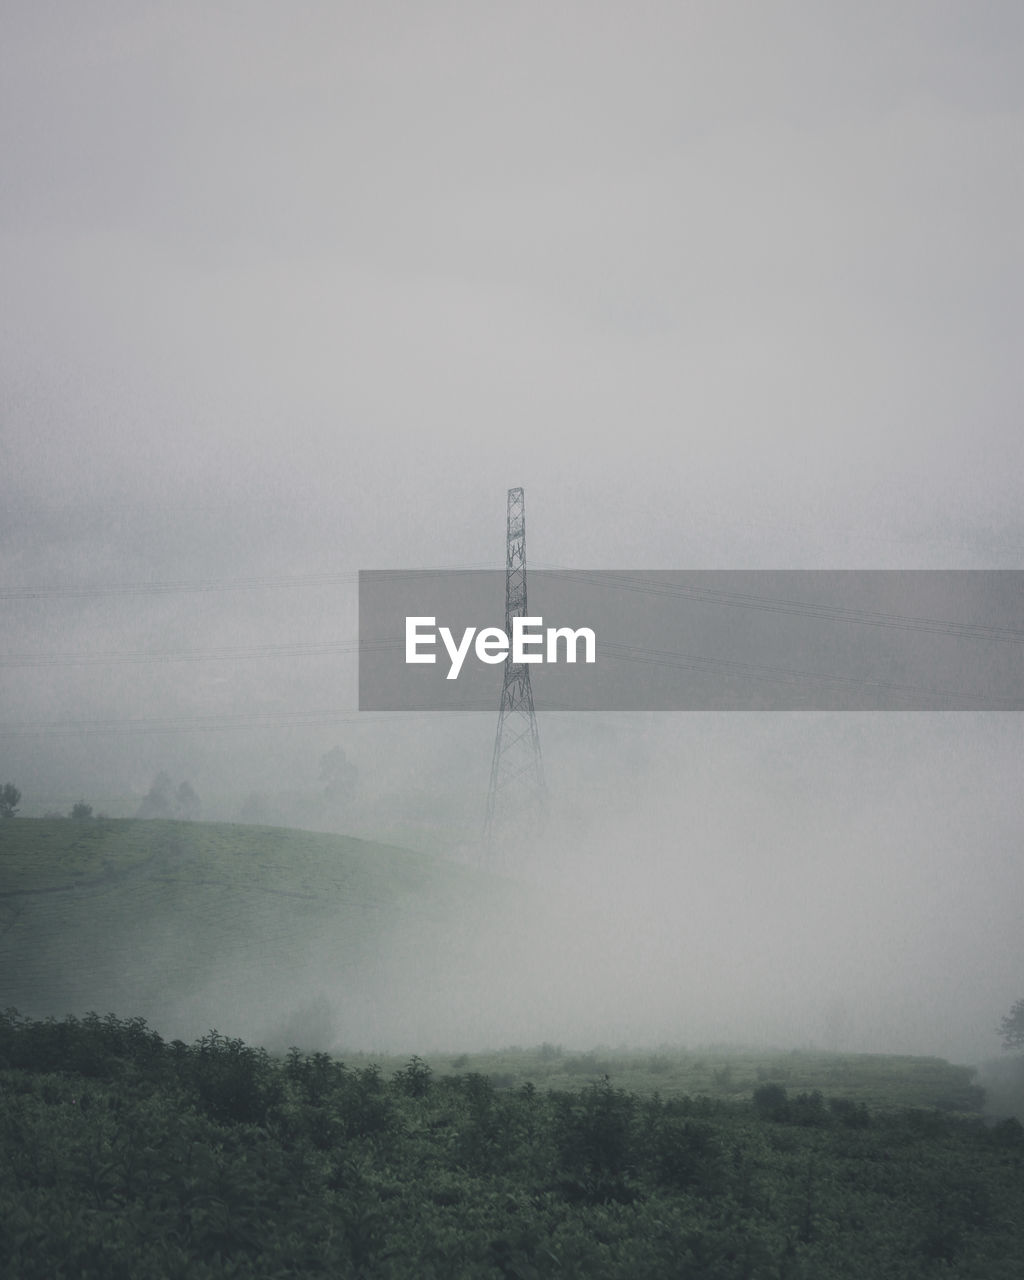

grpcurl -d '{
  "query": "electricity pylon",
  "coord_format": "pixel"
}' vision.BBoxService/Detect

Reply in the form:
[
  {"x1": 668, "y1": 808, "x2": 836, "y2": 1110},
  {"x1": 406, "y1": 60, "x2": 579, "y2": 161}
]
[{"x1": 483, "y1": 487, "x2": 546, "y2": 857}]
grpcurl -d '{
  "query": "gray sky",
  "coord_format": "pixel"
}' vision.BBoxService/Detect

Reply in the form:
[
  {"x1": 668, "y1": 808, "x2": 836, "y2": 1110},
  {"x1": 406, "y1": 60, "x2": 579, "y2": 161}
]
[{"x1": 2, "y1": 2, "x2": 1023, "y2": 1063}]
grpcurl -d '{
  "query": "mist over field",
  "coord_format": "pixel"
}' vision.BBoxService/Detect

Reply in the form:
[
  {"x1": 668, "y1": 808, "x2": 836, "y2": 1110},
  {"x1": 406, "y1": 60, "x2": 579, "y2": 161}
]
[
  {"x1": 4, "y1": 712, "x2": 1021, "y2": 1070},
  {"x1": 256, "y1": 713, "x2": 1024, "y2": 1068},
  {"x1": 2, "y1": 2, "x2": 1023, "y2": 1074}
]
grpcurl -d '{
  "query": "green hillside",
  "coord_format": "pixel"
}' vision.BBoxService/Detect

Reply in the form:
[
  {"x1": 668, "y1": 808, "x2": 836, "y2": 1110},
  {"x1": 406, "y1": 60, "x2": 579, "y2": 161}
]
[
  {"x1": 0, "y1": 817, "x2": 526, "y2": 1051},
  {"x1": 0, "y1": 817, "x2": 998, "y2": 1122}
]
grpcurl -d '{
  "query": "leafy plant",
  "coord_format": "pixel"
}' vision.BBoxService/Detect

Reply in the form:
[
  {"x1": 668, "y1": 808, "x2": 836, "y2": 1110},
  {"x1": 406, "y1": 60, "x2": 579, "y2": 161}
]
[
  {"x1": 0, "y1": 782, "x2": 20, "y2": 818},
  {"x1": 553, "y1": 1077, "x2": 637, "y2": 1203},
  {"x1": 3, "y1": 1010, "x2": 1024, "y2": 1278},
  {"x1": 392, "y1": 1055, "x2": 433, "y2": 1098},
  {"x1": 998, "y1": 998, "x2": 1024, "y2": 1051},
  {"x1": 188, "y1": 1030, "x2": 281, "y2": 1125},
  {"x1": 752, "y1": 1081, "x2": 790, "y2": 1119}
]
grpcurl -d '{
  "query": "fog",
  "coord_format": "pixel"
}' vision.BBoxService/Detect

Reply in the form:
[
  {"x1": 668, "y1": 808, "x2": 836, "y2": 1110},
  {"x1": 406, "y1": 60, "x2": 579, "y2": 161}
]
[
  {"x1": 92, "y1": 711, "x2": 1010, "y2": 1068},
  {"x1": 2, "y1": 2, "x2": 1023, "y2": 1068}
]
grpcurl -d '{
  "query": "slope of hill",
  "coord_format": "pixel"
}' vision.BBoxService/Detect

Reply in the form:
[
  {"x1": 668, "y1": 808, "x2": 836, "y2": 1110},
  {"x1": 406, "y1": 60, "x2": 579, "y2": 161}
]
[
  {"x1": 0, "y1": 818, "x2": 1001, "y2": 1100},
  {"x1": 0, "y1": 818, "x2": 535, "y2": 1052}
]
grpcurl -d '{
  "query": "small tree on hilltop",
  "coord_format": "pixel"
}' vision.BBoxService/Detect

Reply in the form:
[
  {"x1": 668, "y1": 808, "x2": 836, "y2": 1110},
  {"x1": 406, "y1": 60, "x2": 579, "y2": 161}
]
[
  {"x1": 0, "y1": 783, "x2": 21, "y2": 818},
  {"x1": 999, "y1": 999, "x2": 1024, "y2": 1052},
  {"x1": 137, "y1": 772, "x2": 172, "y2": 819},
  {"x1": 319, "y1": 746, "x2": 357, "y2": 806},
  {"x1": 175, "y1": 780, "x2": 201, "y2": 821}
]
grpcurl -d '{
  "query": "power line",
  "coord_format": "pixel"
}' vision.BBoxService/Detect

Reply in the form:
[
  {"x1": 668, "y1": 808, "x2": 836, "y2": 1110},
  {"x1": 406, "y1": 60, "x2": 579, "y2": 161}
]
[
  {"x1": 596, "y1": 642, "x2": 1023, "y2": 709},
  {"x1": 4, "y1": 571, "x2": 1021, "y2": 670},
  {"x1": 2, "y1": 565, "x2": 1020, "y2": 729},
  {"x1": 543, "y1": 570, "x2": 1024, "y2": 646},
  {"x1": 0, "y1": 707, "x2": 488, "y2": 739},
  {"x1": 0, "y1": 639, "x2": 402, "y2": 669},
  {"x1": 0, "y1": 572, "x2": 360, "y2": 600},
  {"x1": 4, "y1": 566, "x2": 1020, "y2": 646},
  {"x1": 0, "y1": 565, "x2": 503, "y2": 601},
  {"x1": 1, "y1": 633, "x2": 1019, "y2": 735}
]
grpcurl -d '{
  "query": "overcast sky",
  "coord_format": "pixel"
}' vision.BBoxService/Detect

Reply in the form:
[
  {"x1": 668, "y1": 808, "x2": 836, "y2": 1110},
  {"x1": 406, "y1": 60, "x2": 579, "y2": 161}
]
[{"x1": 2, "y1": 2, "x2": 1023, "y2": 1062}]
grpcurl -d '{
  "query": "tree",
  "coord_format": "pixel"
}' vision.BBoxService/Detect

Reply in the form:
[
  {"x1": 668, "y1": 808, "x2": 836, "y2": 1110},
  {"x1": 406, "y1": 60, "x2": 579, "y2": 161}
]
[
  {"x1": 319, "y1": 746, "x2": 357, "y2": 806},
  {"x1": 174, "y1": 781, "x2": 201, "y2": 821},
  {"x1": 0, "y1": 783, "x2": 21, "y2": 818},
  {"x1": 238, "y1": 792, "x2": 276, "y2": 826},
  {"x1": 137, "y1": 772, "x2": 173, "y2": 819},
  {"x1": 999, "y1": 999, "x2": 1024, "y2": 1051},
  {"x1": 70, "y1": 801, "x2": 93, "y2": 820}
]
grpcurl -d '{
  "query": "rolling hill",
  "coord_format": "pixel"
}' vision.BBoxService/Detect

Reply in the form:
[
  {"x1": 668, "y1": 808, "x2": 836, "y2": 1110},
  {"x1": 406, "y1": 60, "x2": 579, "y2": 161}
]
[
  {"x1": 0, "y1": 817, "x2": 538, "y2": 1052},
  {"x1": 0, "y1": 816, "x2": 999, "y2": 1117}
]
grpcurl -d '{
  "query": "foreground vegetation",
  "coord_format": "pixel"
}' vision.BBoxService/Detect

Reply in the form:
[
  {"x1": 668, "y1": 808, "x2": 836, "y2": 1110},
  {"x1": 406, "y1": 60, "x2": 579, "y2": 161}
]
[{"x1": 2, "y1": 1011, "x2": 1023, "y2": 1278}]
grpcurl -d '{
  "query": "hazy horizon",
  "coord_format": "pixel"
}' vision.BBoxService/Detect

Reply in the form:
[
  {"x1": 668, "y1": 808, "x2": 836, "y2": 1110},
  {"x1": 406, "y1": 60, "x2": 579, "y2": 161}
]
[{"x1": 2, "y1": 2, "x2": 1022, "y2": 1071}]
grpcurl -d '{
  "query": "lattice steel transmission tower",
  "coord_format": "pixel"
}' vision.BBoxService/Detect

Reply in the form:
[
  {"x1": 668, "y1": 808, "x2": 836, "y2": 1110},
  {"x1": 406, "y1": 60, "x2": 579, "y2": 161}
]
[{"x1": 483, "y1": 487, "x2": 546, "y2": 855}]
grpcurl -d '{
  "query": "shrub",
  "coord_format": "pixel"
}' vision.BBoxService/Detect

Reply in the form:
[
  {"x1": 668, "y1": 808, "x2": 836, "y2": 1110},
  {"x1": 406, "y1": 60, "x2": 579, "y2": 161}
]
[
  {"x1": 987, "y1": 1116, "x2": 1024, "y2": 1147},
  {"x1": 552, "y1": 1077, "x2": 637, "y2": 1202},
  {"x1": 392, "y1": 1055, "x2": 432, "y2": 1098},
  {"x1": 829, "y1": 1096, "x2": 871, "y2": 1129},
  {"x1": 752, "y1": 1082, "x2": 789, "y2": 1119},
  {"x1": 189, "y1": 1030, "x2": 281, "y2": 1125},
  {"x1": 648, "y1": 1115, "x2": 722, "y2": 1193},
  {"x1": 790, "y1": 1089, "x2": 828, "y2": 1126},
  {"x1": 0, "y1": 783, "x2": 21, "y2": 818},
  {"x1": 284, "y1": 1047, "x2": 346, "y2": 1106},
  {"x1": 338, "y1": 1064, "x2": 394, "y2": 1138}
]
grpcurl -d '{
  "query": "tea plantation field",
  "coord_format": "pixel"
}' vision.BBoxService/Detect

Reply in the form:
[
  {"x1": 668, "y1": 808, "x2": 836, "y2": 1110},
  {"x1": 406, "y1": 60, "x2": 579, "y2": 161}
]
[
  {"x1": 3, "y1": 817, "x2": 1022, "y2": 1275},
  {"x1": 2, "y1": 1009, "x2": 1023, "y2": 1278},
  {"x1": 0, "y1": 817, "x2": 531, "y2": 1048}
]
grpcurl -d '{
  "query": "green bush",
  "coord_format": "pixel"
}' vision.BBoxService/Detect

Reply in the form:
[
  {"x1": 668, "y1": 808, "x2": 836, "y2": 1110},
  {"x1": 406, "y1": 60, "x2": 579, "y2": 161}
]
[
  {"x1": 552, "y1": 1077, "x2": 637, "y2": 1203},
  {"x1": 646, "y1": 1112, "x2": 722, "y2": 1193},
  {"x1": 829, "y1": 1096, "x2": 871, "y2": 1129},
  {"x1": 189, "y1": 1030, "x2": 281, "y2": 1125},
  {"x1": 3, "y1": 1011, "x2": 1024, "y2": 1278},
  {"x1": 392, "y1": 1054, "x2": 433, "y2": 1098},
  {"x1": 752, "y1": 1081, "x2": 789, "y2": 1119}
]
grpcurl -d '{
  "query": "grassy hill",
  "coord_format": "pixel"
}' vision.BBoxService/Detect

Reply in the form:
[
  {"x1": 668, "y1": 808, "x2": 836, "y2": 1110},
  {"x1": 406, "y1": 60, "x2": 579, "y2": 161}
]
[
  {"x1": 0, "y1": 816, "x2": 996, "y2": 1120},
  {"x1": 0, "y1": 817, "x2": 530, "y2": 1052}
]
